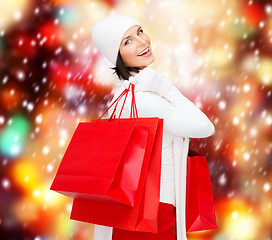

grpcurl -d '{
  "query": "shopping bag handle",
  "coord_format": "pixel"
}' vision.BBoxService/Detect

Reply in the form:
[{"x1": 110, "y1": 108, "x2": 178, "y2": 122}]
[
  {"x1": 130, "y1": 84, "x2": 138, "y2": 118},
  {"x1": 97, "y1": 83, "x2": 138, "y2": 121},
  {"x1": 114, "y1": 83, "x2": 138, "y2": 119},
  {"x1": 97, "y1": 87, "x2": 129, "y2": 120},
  {"x1": 110, "y1": 86, "x2": 129, "y2": 120},
  {"x1": 190, "y1": 138, "x2": 201, "y2": 154}
]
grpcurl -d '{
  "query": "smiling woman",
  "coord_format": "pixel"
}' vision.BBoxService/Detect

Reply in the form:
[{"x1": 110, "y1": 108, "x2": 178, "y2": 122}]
[{"x1": 90, "y1": 14, "x2": 215, "y2": 240}]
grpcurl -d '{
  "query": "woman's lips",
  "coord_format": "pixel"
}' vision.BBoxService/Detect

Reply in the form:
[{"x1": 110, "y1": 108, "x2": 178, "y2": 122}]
[{"x1": 137, "y1": 47, "x2": 151, "y2": 57}]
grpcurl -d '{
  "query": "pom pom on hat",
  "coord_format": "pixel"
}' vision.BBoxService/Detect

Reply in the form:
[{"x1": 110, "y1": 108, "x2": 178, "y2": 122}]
[{"x1": 91, "y1": 14, "x2": 141, "y2": 67}]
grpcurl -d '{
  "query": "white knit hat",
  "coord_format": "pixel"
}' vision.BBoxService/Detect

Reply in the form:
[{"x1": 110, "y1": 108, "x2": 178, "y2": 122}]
[{"x1": 91, "y1": 14, "x2": 141, "y2": 66}]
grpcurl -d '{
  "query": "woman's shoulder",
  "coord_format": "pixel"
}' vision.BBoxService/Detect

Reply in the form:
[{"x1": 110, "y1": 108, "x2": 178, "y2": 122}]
[{"x1": 113, "y1": 67, "x2": 170, "y2": 97}]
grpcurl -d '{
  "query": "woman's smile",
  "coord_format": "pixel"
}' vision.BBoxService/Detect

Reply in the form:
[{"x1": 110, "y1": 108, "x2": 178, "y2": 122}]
[{"x1": 137, "y1": 47, "x2": 152, "y2": 57}]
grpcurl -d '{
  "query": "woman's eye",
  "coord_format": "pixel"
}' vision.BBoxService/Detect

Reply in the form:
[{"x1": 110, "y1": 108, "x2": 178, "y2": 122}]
[
  {"x1": 124, "y1": 30, "x2": 143, "y2": 45},
  {"x1": 125, "y1": 39, "x2": 131, "y2": 45},
  {"x1": 138, "y1": 29, "x2": 143, "y2": 35}
]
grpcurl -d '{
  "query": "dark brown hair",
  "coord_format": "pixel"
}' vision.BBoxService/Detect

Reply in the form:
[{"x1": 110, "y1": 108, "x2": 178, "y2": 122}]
[{"x1": 111, "y1": 50, "x2": 141, "y2": 80}]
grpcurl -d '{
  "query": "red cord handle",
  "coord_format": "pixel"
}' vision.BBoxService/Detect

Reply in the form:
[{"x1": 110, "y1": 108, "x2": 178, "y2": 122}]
[
  {"x1": 190, "y1": 138, "x2": 199, "y2": 153},
  {"x1": 98, "y1": 87, "x2": 129, "y2": 120},
  {"x1": 97, "y1": 83, "x2": 138, "y2": 121},
  {"x1": 130, "y1": 84, "x2": 138, "y2": 118}
]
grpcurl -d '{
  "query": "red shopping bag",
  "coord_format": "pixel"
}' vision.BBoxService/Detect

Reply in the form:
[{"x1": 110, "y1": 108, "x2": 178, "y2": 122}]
[
  {"x1": 186, "y1": 141, "x2": 217, "y2": 232},
  {"x1": 50, "y1": 84, "x2": 150, "y2": 207},
  {"x1": 50, "y1": 119, "x2": 149, "y2": 207},
  {"x1": 51, "y1": 83, "x2": 163, "y2": 233},
  {"x1": 70, "y1": 117, "x2": 163, "y2": 233}
]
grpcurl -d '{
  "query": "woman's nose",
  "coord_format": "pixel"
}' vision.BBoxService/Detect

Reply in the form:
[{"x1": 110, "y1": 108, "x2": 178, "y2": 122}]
[{"x1": 136, "y1": 36, "x2": 146, "y2": 45}]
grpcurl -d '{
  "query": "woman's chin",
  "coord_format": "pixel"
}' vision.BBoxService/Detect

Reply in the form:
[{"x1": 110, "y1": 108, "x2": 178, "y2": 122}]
[
  {"x1": 139, "y1": 56, "x2": 155, "y2": 68},
  {"x1": 125, "y1": 56, "x2": 155, "y2": 69}
]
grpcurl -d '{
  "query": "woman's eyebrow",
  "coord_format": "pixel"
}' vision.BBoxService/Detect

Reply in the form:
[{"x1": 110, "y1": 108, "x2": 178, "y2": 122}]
[{"x1": 122, "y1": 26, "x2": 141, "y2": 42}]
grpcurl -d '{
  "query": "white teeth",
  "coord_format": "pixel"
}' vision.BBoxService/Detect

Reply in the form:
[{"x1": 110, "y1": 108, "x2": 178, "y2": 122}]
[{"x1": 138, "y1": 47, "x2": 149, "y2": 56}]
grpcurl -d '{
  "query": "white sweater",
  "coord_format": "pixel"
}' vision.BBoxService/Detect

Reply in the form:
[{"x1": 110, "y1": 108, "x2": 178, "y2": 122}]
[{"x1": 93, "y1": 67, "x2": 215, "y2": 240}]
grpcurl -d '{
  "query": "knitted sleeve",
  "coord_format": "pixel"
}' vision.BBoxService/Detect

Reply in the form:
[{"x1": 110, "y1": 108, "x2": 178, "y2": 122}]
[
  {"x1": 163, "y1": 85, "x2": 215, "y2": 132},
  {"x1": 115, "y1": 90, "x2": 214, "y2": 138}
]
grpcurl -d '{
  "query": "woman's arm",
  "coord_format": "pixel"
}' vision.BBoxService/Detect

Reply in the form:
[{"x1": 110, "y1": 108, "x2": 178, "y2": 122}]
[
  {"x1": 112, "y1": 89, "x2": 214, "y2": 138},
  {"x1": 134, "y1": 91, "x2": 214, "y2": 138},
  {"x1": 110, "y1": 85, "x2": 215, "y2": 138},
  {"x1": 130, "y1": 68, "x2": 215, "y2": 138},
  {"x1": 163, "y1": 85, "x2": 215, "y2": 130}
]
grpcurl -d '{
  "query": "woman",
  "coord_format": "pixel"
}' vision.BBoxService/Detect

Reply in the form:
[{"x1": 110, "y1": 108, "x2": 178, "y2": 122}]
[{"x1": 91, "y1": 14, "x2": 215, "y2": 240}]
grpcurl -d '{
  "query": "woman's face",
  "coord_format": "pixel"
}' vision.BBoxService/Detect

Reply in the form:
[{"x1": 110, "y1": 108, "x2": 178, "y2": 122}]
[{"x1": 119, "y1": 25, "x2": 155, "y2": 69}]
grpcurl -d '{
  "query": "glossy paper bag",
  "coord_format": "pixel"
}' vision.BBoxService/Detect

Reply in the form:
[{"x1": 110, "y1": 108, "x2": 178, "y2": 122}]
[
  {"x1": 50, "y1": 119, "x2": 149, "y2": 207},
  {"x1": 70, "y1": 118, "x2": 163, "y2": 233},
  {"x1": 186, "y1": 149, "x2": 217, "y2": 232}
]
